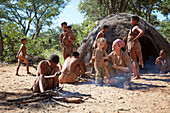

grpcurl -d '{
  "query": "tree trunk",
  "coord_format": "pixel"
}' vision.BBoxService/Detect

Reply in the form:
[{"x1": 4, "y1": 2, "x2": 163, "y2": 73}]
[
  {"x1": 0, "y1": 27, "x2": 4, "y2": 61},
  {"x1": 106, "y1": 0, "x2": 111, "y2": 14},
  {"x1": 111, "y1": 0, "x2": 116, "y2": 13},
  {"x1": 120, "y1": 0, "x2": 127, "y2": 12},
  {"x1": 99, "y1": 0, "x2": 103, "y2": 19}
]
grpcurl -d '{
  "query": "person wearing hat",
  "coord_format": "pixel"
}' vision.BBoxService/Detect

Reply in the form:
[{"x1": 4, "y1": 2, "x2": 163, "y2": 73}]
[{"x1": 32, "y1": 54, "x2": 61, "y2": 93}]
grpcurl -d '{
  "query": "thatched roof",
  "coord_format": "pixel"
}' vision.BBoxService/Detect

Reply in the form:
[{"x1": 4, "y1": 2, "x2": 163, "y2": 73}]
[{"x1": 78, "y1": 13, "x2": 170, "y2": 67}]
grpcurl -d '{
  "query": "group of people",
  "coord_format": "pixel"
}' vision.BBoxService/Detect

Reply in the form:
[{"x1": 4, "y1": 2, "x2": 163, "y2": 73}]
[{"x1": 15, "y1": 15, "x2": 170, "y2": 92}]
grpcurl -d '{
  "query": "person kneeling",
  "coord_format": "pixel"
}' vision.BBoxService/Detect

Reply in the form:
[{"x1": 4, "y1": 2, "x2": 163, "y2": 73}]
[
  {"x1": 107, "y1": 39, "x2": 132, "y2": 89},
  {"x1": 32, "y1": 55, "x2": 60, "y2": 93},
  {"x1": 59, "y1": 52, "x2": 86, "y2": 84}
]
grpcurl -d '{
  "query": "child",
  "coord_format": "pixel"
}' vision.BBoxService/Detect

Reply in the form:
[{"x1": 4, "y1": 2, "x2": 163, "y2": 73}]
[
  {"x1": 94, "y1": 38, "x2": 109, "y2": 86},
  {"x1": 124, "y1": 16, "x2": 144, "y2": 79},
  {"x1": 60, "y1": 22, "x2": 75, "y2": 60},
  {"x1": 16, "y1": 38, "x2": 31, "y2": 75},
  {"x1": 67, "y1": 25, "x2": 75, "y2": 45}
]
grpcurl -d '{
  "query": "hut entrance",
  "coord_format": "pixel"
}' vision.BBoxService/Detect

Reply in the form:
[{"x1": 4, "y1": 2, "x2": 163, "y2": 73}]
[{"x1": 138, "y1": 36, "x2": 159, "y2": 71}]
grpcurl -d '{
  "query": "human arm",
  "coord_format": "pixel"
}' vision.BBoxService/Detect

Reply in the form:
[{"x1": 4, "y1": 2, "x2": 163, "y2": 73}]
[
  {"x1": 112, "y1": 65, "x2": 131, "y2": 72},
  {"x1": 60, "y1": 33, "x2": 66, "y2": 48},
  {"x1": 133, "y1": 26, "x2": 144, "y2": 41},
  {"x1": 112, "y1": 52, "x2": 131, "y2": 73},
  {"x1": 79, "y1": 61, "x2": 85, "y2": 76}
]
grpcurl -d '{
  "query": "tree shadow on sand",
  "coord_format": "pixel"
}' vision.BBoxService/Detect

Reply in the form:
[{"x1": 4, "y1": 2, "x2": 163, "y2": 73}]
[
  {"x1": 142, "y1": 77, "x2": 170, "y2": 82},
  {"x1": 131, "y1": 83, "x2": 166, "y2": 90}
]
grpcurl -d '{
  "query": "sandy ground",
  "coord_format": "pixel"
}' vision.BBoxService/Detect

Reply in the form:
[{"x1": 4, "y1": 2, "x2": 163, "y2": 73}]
[{"x1": 0, "y1": 64, "x2": 170, "y2": 113}]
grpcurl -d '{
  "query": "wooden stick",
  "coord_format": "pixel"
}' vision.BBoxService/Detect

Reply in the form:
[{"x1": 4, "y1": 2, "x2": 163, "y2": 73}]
[
  {"x1": 17, "y1": 96, "x2": 49, "y2": 104},
  {"x1": 51, "y1": 98, "x2": 71, "y2": 108}
]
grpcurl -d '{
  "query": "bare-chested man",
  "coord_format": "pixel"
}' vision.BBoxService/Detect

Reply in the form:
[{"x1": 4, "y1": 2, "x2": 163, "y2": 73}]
[
  {"x1": 155, "y1": 50, "x2": 170, "y2": 73},
  {"x1": 93, "y1": 25, "x2": 109, "y2": 51},
  {"x1": 60, "y1": 22, "x2": 75, "y2": 60},
  {"x1": 16, "y1": 38, "x2": 31, "y2": 75},
  {"x1": 32, "y1": 55, "x2": 60, "y2": 93},
  {"x1": 124, "y1": 16, "x2": 144, "y2": 79},
  {"x1": 59, "y1": 52, "x2": 86, "y2": 84}
]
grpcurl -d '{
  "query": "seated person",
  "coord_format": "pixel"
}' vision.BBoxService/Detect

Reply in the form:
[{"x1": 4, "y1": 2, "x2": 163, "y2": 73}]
[
  {"x1": 59, "y1": 52, "x2": 86, "y2": 83},
  {"x1": 32, "y1": 55, "x2": 60, "y2": 93},
  {"x1": 106, "y1": 39, "x2": 132, "y2": 88},
  {"x1": 155, "y1": 50, "x2": 170, "y2": 73}
]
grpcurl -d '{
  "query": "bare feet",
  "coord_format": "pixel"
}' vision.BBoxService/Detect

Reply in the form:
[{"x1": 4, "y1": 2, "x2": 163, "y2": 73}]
[
  {"x1": 16, "y1": 73, "x2": 19, "y2": 76},
  {"x1": 27, "y1": 72, "x2": 31, "y2": 74},
  {"x1": 133, "y1": 76, "x2": 141, "y2": 79}
]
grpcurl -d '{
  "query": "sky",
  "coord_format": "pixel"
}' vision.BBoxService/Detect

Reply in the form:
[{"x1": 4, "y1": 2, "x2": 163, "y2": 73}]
[
  {"x1": 52, "y1": 0, "x2": 84, "y2": 27},
  {"x1": 52, "y1": 0, "x2": 169, "y2": 28}
]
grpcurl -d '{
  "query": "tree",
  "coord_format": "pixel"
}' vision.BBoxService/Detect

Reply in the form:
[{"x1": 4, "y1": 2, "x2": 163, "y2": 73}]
[
  {"x1": 78, "y1": 0, "x2": 169, "y2": 23},
  {"x1": 157, "y1": 19, "x2": 170, "y2": 42},
  {"x1": 0, "y1": 0, "x2": 69, "y2": 39},
  {"x1": 0, "y1": 25, "x2": 4, "y2": 61}
]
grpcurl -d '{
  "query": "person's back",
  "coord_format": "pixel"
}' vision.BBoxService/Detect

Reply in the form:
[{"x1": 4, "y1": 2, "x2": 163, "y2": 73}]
[
  {"x1": 33, "y1": 54, "x2": 60, "y2": 93},
  {"x1": 59, "y1": 52, "x2": 85, "y2": 83},
  {"x1": 61, "y1": 56, "x2": 78, "y2": 74}
]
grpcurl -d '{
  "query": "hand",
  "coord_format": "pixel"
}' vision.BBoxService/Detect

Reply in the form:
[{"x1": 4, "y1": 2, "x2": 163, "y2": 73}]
[
  {"x1": 123, "y1": 37, "x2": 127, "y2": 42},
  {"x1": 112, "y1": 65, "x2": 119, "y2": 69},
  {"x1": 133, "y1": 38, "x2": 138, "y2": 41},
  {"x1": 16, "y1": 55, "x2": 19, "y2": 58}
]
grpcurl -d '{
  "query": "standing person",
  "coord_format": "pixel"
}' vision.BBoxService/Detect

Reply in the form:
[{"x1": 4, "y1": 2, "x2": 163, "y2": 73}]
[
  {"x1": 32, "y1": 55, "x2": 60, "y2": 93},
  {"x1": 94, "y1": 38, "x2": 109, "y2": 86},
  {"x1": 59, "y1": 52, "x2": 86, "y2": 84},
  {"x1": 93, "y1": 25, "x2": 109, "y2": 51},
  {"x1": 60, "y1": 22, "x2": 75, "y2": 60},
  {"x1": 155, "y1": 50, "x2": 170, "y2": 73},
  {"x1": 16, "y1": 38, "x2": 31, "y2": 75},
  {"x1": 107, "y1": 39, "x2": 132, "y2": 88},
  {"x1": 124, "y1": 16, "x2": 144, "y2": 79}
]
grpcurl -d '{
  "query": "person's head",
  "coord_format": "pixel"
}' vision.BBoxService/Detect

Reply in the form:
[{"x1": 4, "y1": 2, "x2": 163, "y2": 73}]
[
  {"x1": 160, "y1": 49, "x2": 166, "y2": 58},
  {"x1": 112, "y1": 39, "x2": 125, "y2": 51},
  {"x1": 21, "y1": 37, "x2": 27, "y2": 44},
  {"x1": 49, "y1": 54, "x2": 59, "y2": 68},
  {"x1": 67, "y1": 25, "x2": 72, "y2": 30},
  {"x1": 72, "y1": 52, "x2": 79, "y2": 58},
  {"x1": 102, "y1": 25, "x2": 109, "y2": 33},
  {"x1": 131, "y1": 16, "x2": 139, "y2": 25},
  {"x1": 97, "y1": 37, "x2": 106, "y2": 49},
  {"x1": 61, "y1": 22, "x2": 67, "y2": 31}
]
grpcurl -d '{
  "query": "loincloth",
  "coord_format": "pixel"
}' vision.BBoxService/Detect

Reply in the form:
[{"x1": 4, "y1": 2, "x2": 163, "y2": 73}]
[
  {"x1": 59, "y1": 72, "x2": 77, "y2": 83},
  {"x1": 62, "y1": 47, "x2": 73, "y2": 56}
]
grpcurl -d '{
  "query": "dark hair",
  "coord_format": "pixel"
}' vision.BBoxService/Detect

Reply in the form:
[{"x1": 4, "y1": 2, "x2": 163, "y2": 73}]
[
  {"x1": 67, "y1": 25, "x2": 72, "y2": 28},
  {"x1": 160, "y1": 49, "x2": 166, "y2": 53},
  {"x1": 72, "y1": 52, "x2": 79, "y2": 57},
  {"x1": 102, "y1": 25, "x2": 109, "y2": 29},
  {"x1": 21, "y1": 37, "x2": 26, "y2": 42},
  {"x1": 132, "y1": 16, "x2": 140, "y2": 22},
  {"x1": 61, "y1": 22, "x2": 67, "y2": 27},
  {"x1": 50, "y1": 54, "x2": 59, "y2": 64}
]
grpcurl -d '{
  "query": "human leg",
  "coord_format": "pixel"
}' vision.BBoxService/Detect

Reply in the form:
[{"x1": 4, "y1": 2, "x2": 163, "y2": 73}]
[
  {"x1": 23, "y1": 58, "x2": 30, "y2": 74},
  {"x1": 16, "y1": 59, "x2": 22, "y2": 75},
  {"x1": 95, "y1": 66, "x2": 104, "y2": 85},
  {"x1": 130, "y1": 49, "x2": 140, "y2": 79},
  {"x1": 135, "y1": 42, "x2": 144, "y2": 68}
]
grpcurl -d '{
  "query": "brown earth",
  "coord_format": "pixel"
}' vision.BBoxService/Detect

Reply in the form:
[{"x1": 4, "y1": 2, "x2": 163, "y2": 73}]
[{"x1": 0, "y1": 64, "x2": 170, "y2": 113}]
